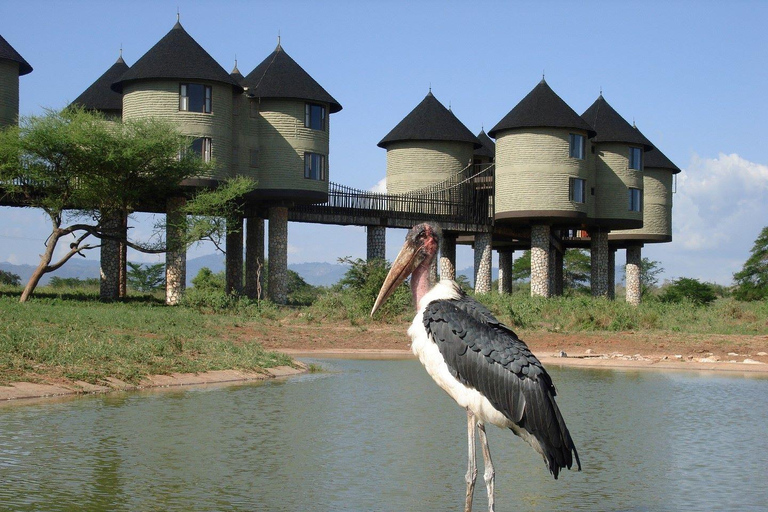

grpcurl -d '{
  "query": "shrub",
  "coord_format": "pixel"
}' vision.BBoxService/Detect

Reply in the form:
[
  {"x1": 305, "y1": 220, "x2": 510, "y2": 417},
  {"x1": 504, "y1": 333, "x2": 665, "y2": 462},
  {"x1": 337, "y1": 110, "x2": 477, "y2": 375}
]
[
  {"x1": 0, "y1": 270, "x2": 21, "y2": 286},
  {"x1": 659, "y1": 278, "x2": 717, "y2": 306}
]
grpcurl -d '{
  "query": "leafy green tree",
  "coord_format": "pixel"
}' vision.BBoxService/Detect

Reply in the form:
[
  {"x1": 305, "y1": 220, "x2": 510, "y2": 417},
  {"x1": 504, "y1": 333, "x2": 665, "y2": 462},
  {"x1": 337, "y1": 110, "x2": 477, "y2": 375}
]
[
  {"x1": 640, "y1": 257, "x2": 664, "y2": 295},
  {"x1": 564, "y1": 249, "x2": 590, "y2": 292},
  {"x1": 127, "y1": 262, "x2": 166, "y2": 292},
  {"x1": 337, "y1": 256, "x2": 411, "y2": 315},
  {"x1": 660, "y1": 277, "x2": 717, "y2": 306},
  {"x1": 0, "y1": 107, "x2": 209, "y2": 302},
  {"x1": 0, "y1": 270, "x2": 21, "y2": 286},
  {"x1": 511, "y1": 250, "x2": 531, "y2": 282},
  {"x1": 48, "y1": 276, "x2": 100, "y2": 288},
  {"x1": 191, "y1": 267, "x2": 225, "y2": 292},
  {"x1": 733, "y1": 226, "x2": 768, "y2": 301}
]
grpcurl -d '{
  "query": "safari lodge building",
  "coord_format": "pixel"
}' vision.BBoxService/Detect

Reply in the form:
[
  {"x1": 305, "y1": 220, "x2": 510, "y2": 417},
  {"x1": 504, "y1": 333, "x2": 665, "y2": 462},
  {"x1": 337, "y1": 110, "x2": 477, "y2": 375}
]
[{"x1": 0, "y1": 23, "x2": 679, "y2": 306}]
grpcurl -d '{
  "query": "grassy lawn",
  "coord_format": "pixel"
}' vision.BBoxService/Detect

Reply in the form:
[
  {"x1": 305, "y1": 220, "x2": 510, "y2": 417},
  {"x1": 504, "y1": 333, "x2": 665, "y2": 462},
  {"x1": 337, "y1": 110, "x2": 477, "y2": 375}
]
[{"x1": 0, "y1": 291, "x2": 292, "y2": 386}]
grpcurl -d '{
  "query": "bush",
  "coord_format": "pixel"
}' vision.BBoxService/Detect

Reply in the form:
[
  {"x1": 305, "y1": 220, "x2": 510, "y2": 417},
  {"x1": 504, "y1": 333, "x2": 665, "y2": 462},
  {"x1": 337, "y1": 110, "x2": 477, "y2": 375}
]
[
  {"x1": 48, "y1": 276, "x2": 100, "y2": 289},
  {"x1": 659, "y1": 278, "x2": 717, "y2": 306},
  {"x1": 0, "y1": 270, "x2": 21, "y2": 286}
]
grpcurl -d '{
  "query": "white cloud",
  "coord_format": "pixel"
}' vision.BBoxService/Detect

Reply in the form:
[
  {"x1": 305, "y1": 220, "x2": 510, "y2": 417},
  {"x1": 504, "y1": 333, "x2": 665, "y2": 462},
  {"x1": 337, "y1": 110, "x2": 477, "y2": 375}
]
[
  {"x1": 648, "y1": 152, "x2": 768, "y2": 284},
  {"x1": 370, "y1": 177, "x2": 387, "y2": 193}
]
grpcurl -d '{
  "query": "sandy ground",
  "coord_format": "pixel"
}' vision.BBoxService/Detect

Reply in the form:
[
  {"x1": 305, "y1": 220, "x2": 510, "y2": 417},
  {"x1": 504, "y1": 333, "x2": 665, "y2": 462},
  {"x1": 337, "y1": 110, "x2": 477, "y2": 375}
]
[{"x1": 2, "y1": 322, "x2": 767, "y2": 402}]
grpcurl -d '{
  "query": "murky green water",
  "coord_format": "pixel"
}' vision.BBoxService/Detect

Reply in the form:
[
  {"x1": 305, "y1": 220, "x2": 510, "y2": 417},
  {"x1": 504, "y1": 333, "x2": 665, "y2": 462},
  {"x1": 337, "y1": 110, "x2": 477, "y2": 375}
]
[{"x1": 1, "y1": 359, "x2": 766, "y2": 511}]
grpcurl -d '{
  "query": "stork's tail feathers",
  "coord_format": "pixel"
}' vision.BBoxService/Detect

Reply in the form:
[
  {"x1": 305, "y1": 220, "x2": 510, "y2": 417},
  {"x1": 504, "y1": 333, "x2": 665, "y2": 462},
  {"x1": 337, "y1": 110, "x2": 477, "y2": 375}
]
[{"x1": 541, "y1": 399, "x2": 581, "y2": 480}]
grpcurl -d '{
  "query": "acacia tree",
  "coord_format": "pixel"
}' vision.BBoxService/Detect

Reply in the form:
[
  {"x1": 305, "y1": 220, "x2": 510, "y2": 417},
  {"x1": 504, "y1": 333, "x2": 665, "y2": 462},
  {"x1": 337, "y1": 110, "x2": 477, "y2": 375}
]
[
  {"x1": 733, "y1": 226, "x2": 768, "y2": 301},
  {"x1": 0, "y1": 107, "x2": 252, "y2": 302}
]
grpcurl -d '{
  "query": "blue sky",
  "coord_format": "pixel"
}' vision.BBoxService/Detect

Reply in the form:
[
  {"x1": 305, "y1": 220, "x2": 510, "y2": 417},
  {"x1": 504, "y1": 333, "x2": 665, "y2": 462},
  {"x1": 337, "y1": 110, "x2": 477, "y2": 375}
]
[{"x1": 2, "y1": 0, "x2": 767, "y2": 285}]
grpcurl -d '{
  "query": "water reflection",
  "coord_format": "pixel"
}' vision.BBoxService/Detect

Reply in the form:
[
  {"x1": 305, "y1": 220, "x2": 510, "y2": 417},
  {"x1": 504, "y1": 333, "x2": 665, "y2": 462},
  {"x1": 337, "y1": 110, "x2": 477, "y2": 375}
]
[{"x1": 0, "y1": 360, "x2": 766, "y2": 511}]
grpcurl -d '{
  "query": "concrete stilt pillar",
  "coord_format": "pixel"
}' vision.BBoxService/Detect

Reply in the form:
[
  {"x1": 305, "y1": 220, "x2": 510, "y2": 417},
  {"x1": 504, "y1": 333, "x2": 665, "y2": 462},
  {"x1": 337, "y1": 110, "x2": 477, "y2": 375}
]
[
  {"x1": 225, "y1": 216, "x2": 244, "y2": 296},
  {"x1": 366, "y1": 226, "x2": 386, "y2": 261},
  {"x1": 439, "y1": 233, "x2": 456, "y2": 281},
  {"x1": 498, "y1": 250, "x2": 513, "y2": 294},
  {"x1": 118, "y1": 212, "x2": 127, "y2": 298},
  {"x1": 553, "y1": 247, "x2": 564, "y2": 296},
  {"x1": 268, "y1": 206, "x2": 288, "y2": 304},
  {"x1": 626, "y1": 245, "x2": 642, "y2": 306},
  {"x1": 590, "y1": 229, "x2": 610, "y2": 298},
  {"x1": 474, "y1": 232, "x2": 492, "y2": 294},
  {"x1": 245, "y1": 217, "x2": 265, "y2": 300},
  {"x1": 165, "y1": 197, "x2": 187, "y2": 305},
  {"x1": 99, "y1": 210, "x2": 121, "y2": 301},
  {"x1": 530, "y1": 224, "x2": 551, "y2": 298}
]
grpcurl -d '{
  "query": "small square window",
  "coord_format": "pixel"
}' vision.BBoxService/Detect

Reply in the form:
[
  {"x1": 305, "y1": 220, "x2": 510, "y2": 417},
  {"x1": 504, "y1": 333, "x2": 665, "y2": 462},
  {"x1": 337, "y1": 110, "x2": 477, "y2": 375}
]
[
  {"x1": 305, "y1": 103, "x2": 326, "y2": 131},
  {"x1": 629, "y1": 147, "x2": 642, "y2": 170},
  {"x1": 569, "y1": 133, "x2": 585, "y2": 160},
  {"x1": 304, "y1": 152, "x2": 326, "y2": 180},
  {"x1": 180, "y1": 83, "x2": 212, "y2": 113},
  {"x1": 190, "y1": 137, "x2": 212, "y2": 163},
  {"x1": 629, "y1": 187, "x2": 642, "y2": 211},
  {"x1": 570, "y1": 177, "x2": 586, "y2": 203}
]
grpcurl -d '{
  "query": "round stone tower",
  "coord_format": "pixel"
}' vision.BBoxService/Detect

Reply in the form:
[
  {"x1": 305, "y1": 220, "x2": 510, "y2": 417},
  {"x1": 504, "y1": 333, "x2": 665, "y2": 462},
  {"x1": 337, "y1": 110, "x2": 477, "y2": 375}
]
[
  {"x1": 490, "y1": 79, "x2": 596, "y2": 226},
  {"x1": 0, "y1": 34, "x2": 32, "y2": 127},
  {"x1": 378, "y1": 91, "x2": 480, "y2": 194},
  {"x1": 112, "y1": 21, "x2": 242, "y2": 183},
  {"x1": 580, "y1": 94, "x2": 652, "y2": 231},
  {"x1": 241, "y1": 42, "x2": 342, "y2": 204}
]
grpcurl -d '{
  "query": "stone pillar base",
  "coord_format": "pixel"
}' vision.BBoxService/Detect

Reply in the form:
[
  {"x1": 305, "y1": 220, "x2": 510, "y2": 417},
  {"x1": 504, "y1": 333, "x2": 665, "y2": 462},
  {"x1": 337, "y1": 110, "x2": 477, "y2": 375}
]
[
  {"x1": 474, "y1": 233, "x2": 492, "y2": 294},
  {"x1": 590, "y1": 229, "x2": 610, "y2": 298},
  {"x1": 226, "y1": 217, "x2": 244, "y2": 296},
  {"x1": 165, "y1": 197, "x2": 187, "y2": 305},
  {"x1": 531, "y1": 224, "x2": 550, "y2": 297},
  {"x1": 498, "y1": 250, "x2": 513, "y2": 294},
  {"x1": 268, "y1": 207, "x2": 288, "y2": 304},
  {"x1": 366, "y1": 226, "x2": 386, "y2": 261},
  {"x1": 626, "y1": 245, "x2": 642, "y2": 306},
  {"x1": 439, "y1": 234, "x2": 456, "y2": 281},
  {"x1": 245, "y1": 217, "x2": 265, "y2": 300}
]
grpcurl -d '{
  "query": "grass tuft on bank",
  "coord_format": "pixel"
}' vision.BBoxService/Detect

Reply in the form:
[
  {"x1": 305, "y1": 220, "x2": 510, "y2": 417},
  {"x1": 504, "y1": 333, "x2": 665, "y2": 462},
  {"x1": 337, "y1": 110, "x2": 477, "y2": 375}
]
[{"x1": 0, "y1": 294, "x2": 292, "y2": 386}]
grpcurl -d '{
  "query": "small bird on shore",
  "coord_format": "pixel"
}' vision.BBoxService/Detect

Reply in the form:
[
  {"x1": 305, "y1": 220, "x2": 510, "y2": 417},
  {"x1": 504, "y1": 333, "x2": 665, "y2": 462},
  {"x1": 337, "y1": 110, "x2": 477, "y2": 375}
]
[{"x1": 371, "y1": 223, "x2": 580, "y2": 512}]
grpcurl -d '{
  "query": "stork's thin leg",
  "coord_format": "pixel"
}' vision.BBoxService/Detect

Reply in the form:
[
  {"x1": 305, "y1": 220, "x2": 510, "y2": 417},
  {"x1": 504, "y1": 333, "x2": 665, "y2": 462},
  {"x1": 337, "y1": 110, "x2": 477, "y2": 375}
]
[
  {"x1": 477, "y1": 422, "x2": 495, "y2": 512},
  {"x1": 465, "y1": 408, "x2": 477, "y2": 512}
]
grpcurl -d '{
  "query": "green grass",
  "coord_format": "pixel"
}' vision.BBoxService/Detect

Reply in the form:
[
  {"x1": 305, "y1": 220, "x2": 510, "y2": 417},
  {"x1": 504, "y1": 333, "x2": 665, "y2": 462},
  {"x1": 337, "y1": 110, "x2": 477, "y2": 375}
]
[{"x1": 0, "y1": 291, "x2": 293, "y2": 386}]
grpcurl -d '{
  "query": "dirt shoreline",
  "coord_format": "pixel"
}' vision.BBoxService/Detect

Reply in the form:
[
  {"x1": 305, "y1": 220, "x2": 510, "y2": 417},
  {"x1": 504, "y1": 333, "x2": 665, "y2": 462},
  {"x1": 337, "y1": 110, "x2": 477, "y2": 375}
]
[{"x1": 2, "y1": 323, "x2": 766, "y2": 402}]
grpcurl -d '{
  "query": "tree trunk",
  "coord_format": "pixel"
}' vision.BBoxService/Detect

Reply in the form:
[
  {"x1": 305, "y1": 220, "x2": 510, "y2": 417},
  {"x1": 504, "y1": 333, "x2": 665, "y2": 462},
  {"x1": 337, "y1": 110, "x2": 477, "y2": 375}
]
[{"x1": 19, "y1": 233, "x2": 59, "y2": 303}]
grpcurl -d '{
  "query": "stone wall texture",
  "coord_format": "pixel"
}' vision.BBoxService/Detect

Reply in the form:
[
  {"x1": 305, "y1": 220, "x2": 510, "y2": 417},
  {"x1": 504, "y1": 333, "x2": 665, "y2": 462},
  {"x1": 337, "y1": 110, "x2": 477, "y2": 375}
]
[
  {"x1": 590, "y1": 229, "x2": 610, "y2": 297},
  {"x1": 0, "y1": 60, "x2": 19, "y2": 127},
  {"x1": 254, "y1": 99, "x2": 329, "y2": 195},
  {"x1": 626, "y1": 245, "x2": 642, "y2": 305},
  {"x1": 385, "y1": 140, "x2": 474, "y2": 194},
  {"x1": 268, "y1": 206, "x2": 288, "y2": 304},
  {"x1": 245, "y1": 217, "x2": 265, "y2": 299},
  {"x1": 439, "y1": 234, "x2": 456, "y2": 281},
  {"x1": 495, "y1": 128, "x2": 592, "y2": 219},
  {"x1": 99, "y1": 212, "x2": 122, "y2": 301},
  {"x1": 592, "y1": 142, "x2": 644, "y2": 225},
  {"x1": 530, "y1": 224, "x2": 550, "y2": 297},
  {"x1": 498, "y1": 250, "x2": 513, "y2": 294},
  {"x1": 165, "y1": 197, "x2": 187, "y2": 305},
  {"x1": 366, "y1": 226, "x2": 386, "y2": 260},
  {"x1": 122, "y1": 81, "x2": 233, "y2": 180},
  {"x1": 473, "y1": 233, "x2": 492, "y2": 294}
]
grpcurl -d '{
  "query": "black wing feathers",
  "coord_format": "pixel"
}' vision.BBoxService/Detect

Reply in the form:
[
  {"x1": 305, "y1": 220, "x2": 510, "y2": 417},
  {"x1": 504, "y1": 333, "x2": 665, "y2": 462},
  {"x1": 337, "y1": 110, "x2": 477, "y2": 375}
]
[{"x1": 423, "y1": 296, "x2": 581, "y2": 479}]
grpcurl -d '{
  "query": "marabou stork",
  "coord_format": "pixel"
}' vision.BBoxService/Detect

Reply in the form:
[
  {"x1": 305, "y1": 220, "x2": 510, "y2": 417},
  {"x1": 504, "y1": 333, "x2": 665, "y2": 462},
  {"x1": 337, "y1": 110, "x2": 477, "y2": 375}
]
[{"x1": 371, "y1": 223, "x2": 580, "y2": 512}]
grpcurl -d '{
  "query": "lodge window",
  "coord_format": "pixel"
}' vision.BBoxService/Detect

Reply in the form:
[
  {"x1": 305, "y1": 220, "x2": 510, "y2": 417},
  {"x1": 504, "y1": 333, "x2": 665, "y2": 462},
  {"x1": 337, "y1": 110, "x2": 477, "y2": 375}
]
[
  {"x1": 569, "y1": 133, "x2": 585, "y2": 160},
  {"x1": 570, "y1": 177, "x2": 586, "y2": 203},
  {"x1": 190, "y1": 137, "x2": 212, "y2": 163},
  {"x1": 629, "y1": 146, "x2": 642, "y2": 170},
  {"x1": 180, "y1": 83, "x2": 212, "y2": 113},
  {"x1": 304, "y1": 152, "x2": 326, "y2": 180},
  {"x1": 305, "y1": 103, "x2": 326, "y2": 131},
  {"x1": 629, "y1": 187, "x2": 642, "y2": 212}
]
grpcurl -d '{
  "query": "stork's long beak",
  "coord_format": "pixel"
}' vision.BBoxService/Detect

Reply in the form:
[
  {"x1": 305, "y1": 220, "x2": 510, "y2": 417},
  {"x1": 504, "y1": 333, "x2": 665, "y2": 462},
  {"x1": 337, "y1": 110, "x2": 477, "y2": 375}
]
[{"x1": 370, "y1": 239, "x2": 423, "y2": 317}]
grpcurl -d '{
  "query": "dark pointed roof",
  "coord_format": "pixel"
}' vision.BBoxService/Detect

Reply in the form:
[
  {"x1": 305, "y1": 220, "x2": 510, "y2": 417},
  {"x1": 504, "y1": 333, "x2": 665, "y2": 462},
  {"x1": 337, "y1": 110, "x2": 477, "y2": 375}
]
[
  {"x1": 489, "y1": 79, "x2": 595, "y2": 138},
  {"x1": 378, "y1": 92, "x2": 481, "y2": 149},
  {"x1": 70, "y1": 55, "x2": 129, "y2": 113},
  {"x1": 112, "y1": 21, "x2": 241, "y2": 93},
  {"x1": 475, "y1": 129, "x2": 495, "y2": 159},
  {"x1": 581, "y1": 95, "x2": 653, "y2": 150},
  {"x1": 230, "y1": 61, "x2": 244, "y2": 86},
  {"x1": 0, "y1": 34, "x2": 32, "y2": 76},
  {"x1": 243, "y1": 42, "x2": 341, "y2": 113},
  {"x1": 633, "y1": 126, "x2": 681, "y2": 173}
]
